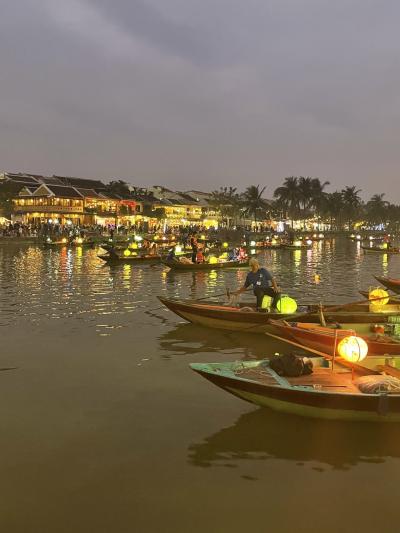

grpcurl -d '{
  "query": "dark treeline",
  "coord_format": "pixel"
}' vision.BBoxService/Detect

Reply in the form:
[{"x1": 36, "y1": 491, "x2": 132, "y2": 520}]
[{"x1": 211, "y1": 177, "x2": 400, "y2": 231}]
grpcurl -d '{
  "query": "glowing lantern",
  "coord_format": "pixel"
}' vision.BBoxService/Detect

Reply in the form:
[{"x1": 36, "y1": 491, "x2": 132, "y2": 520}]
[
  {"x1": 262, "y1": 295, "x2": 272, "y2": 309},
  {"x1": 382, "y1": 242, "x2": 388, "y2": 249},
  {"x1": 306, "y1": 239, "x2": 312, "y2": 245},
  {"x1": 350, "y1": 234, "x2": 355, "y2": 238},
  {"x1": 223, "y1": 242, "x2": 228, "y2": 248},
  {"x1": 46, "y1": 237, "x2": 52, "y2": 243},
  {"x1": 313, "y1": 233, "x2": 317, "y2": 238},
  {"x1": 62, "y1": 237, "x2": 67, "y2": 243},
  {"x1": 209, "y1": 256, "x2": 218, "y2": 264},
  {"x1": 219, "y1": 252, "x2": 228, "y2": 259},
  {"x1": 130, "y1": 242, "x2": 138, "y2": 249},
  {"x1": 314, "y1": 274, "x2": 320, "y2": 284},
  {"x1": 134, "y1": 235, "x2": 143, "y2": 242},
  {"x1": 171, "y1": 236, "x2": 176, "y2": 240},
  {"x1": 200, "y1": 235, "x2": 206, "y2": 240},
  {"x1": 250, "y1": 249, "x2": 256, "y2": 255},
  {"x1": 293, "y1": 240, "x2": 302, "y2": 247},
  {"x1": 276, "y1": 295, "x2": 297, "y2": 314},
  {"x1": 76, "y1": 237, "x2": 83, "y2": 244},
  {"x1": 369, "y1": 236, "x2": 373, "y2": 240},
  {"x1": 356, "y1": 235, "x2": 361, "y2": 240},
  {"x1": 369, "y1": 288, "x2": 389, "y2": 307},
  {"x1": 154, "y1": 235, "x2": 159, "y2": 241},
  {"x1": 319, "y1": 233, "x2": 324, "y2": 238},
  {"x1": 175, "y1": 245, "x2": 182, "y2": 253},
  {"x1": 337, "y1": 336, "x2": 368, "y2": 363},
  {"x1": 123, "y1": 249, "x2": 131, "y2": 257},
  {"x1": 131, "y1": 251, "x2": 137, "y2": 256},
  {"x1": 271, "y1": 238, "x2": 277, "y2": 245}
]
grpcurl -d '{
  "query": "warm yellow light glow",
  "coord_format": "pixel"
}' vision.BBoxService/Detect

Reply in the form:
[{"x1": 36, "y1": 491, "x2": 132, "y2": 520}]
[
  {"x1": 223, "y1": 242, "x2": 228, "y2": 248},
  {"x1": 271, "y1": 238, "x2": 277, "y2": 245},
  {"x1": 337, "y1": 336, "x2": 368, "y2": 362},
  {"x1": 200, "y1": 235, "x2": 206, "y2": 240},
  {"x1": 62, "y1": 237, "x2": 67, "y2": 243},
  {"x1": 369, "y1": 288, "x2": 389, "y2": 306},
  {"x1": 76, "y1": 237, "x2": 83, "y2": 244},
  {"x1": 134, "y1": 235, "x2": 143, "y2": 242},
  {"x1": 276, "y1": 295, "x2": 297, "y2": 314},
  {"x1": 219, "y1": 252, "x2": 228, "y2": 259},
  {"x1": 175, "y1": 245, "x2": 182, "y2": 253},
  {"x1": 130, "y1": 242, "x2": 138, "y2": 249},
  {"x1": 261, "y1": 295, "x2": 272, "y2": 309},
  {"x1": 356, "y1": 235, "x2": 361, "y2": 240},
  {"x1": 306, "y1": 239, "x2": 312, "y2": 245},
  {"x1": 382, "y1": 242, "x2": 388, "y2": 249},
  {"x1": 123, "y1": 249, "x2": 131, "y2": 256},
  {"x1": 250, "y1": 249, "x2": 256, "y2": 255},
  {"x1": 319, "y1": 233, "x2": 324, "y2": 238},
  {"x1": 293, "y1": 240, "x2": 302, "y2": 247},
  {"x1": 209, "y1": 256, "x2": 218, "y2": 264}
]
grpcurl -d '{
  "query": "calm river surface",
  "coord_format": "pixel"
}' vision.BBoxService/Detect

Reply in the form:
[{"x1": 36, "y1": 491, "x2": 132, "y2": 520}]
[{"x1": 1, "y1": 238, "x2": 400, "y2": 533}]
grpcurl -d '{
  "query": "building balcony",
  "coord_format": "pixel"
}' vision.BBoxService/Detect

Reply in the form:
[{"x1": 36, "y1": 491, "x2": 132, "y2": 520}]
[{"x1": 13, "y1": 204, "x2": 84, "y2": 214}]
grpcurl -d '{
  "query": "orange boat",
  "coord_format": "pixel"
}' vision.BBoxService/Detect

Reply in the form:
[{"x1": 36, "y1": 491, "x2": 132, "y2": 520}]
[{"x1": 269, "y1": 319, "x2": 400, "y2": 356}]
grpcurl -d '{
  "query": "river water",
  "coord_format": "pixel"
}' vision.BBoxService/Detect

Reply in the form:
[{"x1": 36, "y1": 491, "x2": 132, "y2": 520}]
[{"x1": 0, "y1": 238, "x2": 400, "y2": 533}]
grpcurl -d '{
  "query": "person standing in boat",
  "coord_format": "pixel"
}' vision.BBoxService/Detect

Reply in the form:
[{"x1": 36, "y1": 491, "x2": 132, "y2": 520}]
[{"x1": 231, "y1": 258, "x2": 280, "y2": 311}]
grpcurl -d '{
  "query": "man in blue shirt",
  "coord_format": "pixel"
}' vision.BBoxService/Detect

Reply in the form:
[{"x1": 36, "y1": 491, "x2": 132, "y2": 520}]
[{"x1": 231, "y1": 258, "x2": 280, "y2": 311}]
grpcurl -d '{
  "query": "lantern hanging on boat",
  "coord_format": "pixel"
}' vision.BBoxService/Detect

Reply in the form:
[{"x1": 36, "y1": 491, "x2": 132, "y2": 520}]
[
  {"x1": 276, "y1": 295, "x2": 297, "y2": 314},
  {"x1": 123, "y1": 249, "x2": 131, "y2": 257},
  {"x1": 306, "y1": 239, "x2": 312, "y2": 245},
  {"x1": 250, "y1": 241, "x2": 256, "y2": 247},
  {"x1": 337, "y1": 336, "x2": 368, "y2": 363},
  {"x1": 271, "y1": 238, "x2": 277, "y2": 245},
  {"x1": 223, "y1": 242, "x2": 228, "y2": 248},
  {"x1": 209, "y1": 256, "x2": 218, "y2": 264},
  {"x1": 175, "y1": 245, "x2": 182, "y2": 253},
  {"x1": 219, "y1": 252, "x2": 228, "y2": 259},
  {"x1": 62, "y1": 237, "x2": 67, "y2": 243},
  {"x1": 129, "y1": 242, "x2": 138, "y2": 249},
  {"x1": 369, "y1": 288, "x2": 389, "y2": 308}
]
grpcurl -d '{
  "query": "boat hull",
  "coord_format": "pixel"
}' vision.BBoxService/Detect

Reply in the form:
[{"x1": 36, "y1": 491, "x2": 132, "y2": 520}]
[
  {"x1": 162, "y1": 259, "x2": 249, "y2": 270},
  {"x1": 375, "y1": 276, "x2": 400, "y2": 294},
  {"x1": 158, "y1": 297, "x2": 399, "y2": 334},
  {"x1": 191, "y1": 361, "x2": 400, "y2": 422}
]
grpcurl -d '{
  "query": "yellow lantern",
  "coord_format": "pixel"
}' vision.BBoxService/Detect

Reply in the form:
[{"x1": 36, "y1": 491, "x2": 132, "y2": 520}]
[
  {"x1": 131, "y1": 251, "x2": 137, "y2": 256},
  {"x1": 250, "y1": 240, "x2": 256, "y2": 246},
  {"x1": 261, "y1": 295, "x2": 272, "y2": 309},
  {"x1": 219, "y1": 252, "x2": 228, "y2": 260},
  {"x1": 62, "y1": 237, "x2": 67, "y2": 243},
  {"x1": 382, "y1": 242, "x2": 388, "y2": 249},
  {"x1": 76, "y1": 237, "x2": 83, "y2": 244},
  {"x1": 276, "y1": 295, "x2": 297, "y2": 314},
  {"x1": 293, "y1": 240, "x2": 302, "y2": 247},
  {"x1": 209, "y1": 256, "x2": 218, "y2": 264},
  {"x1": 129, "y1": 242, "x2": 138, "y2": 249},
  {"x1": 369, "y1": 288, "x2": 389, "y2": 307},
  {"x1": 337, "y1": 336, "x2": 368, "y2": 362},
  {"x1": 175, "y1": 245, "x2": 182, "y2": 253},
  {"x1": 200, "y1": 235, "x2": 206, "y2": 240},
  {"x1": 123, "y1": 249, "x2": 131, "y2": 257},
  {"x1": 223, "y1": 242, "x2": 228, "y2": 248},
  {"x1": 271, "y1": 238, "x2": 277, "y2": 245},
  {"x1": 306, "y1": 239, "x2": 312, "y2": 245}
]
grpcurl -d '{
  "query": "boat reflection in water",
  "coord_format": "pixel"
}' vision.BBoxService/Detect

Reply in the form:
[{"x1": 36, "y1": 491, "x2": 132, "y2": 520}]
[{"x1": 188, "y1": 408, "x2": 400, "y2": 472}]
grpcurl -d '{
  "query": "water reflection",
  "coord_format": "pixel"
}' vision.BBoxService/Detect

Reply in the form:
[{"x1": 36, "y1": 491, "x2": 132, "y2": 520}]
[{"x1": 188, "y1": 408, "x2": 400, "y2": 472}]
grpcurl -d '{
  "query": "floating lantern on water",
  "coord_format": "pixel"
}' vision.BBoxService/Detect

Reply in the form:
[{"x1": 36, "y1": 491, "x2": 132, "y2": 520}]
[
  {"x1": 337, "y1": 336, "x2": 368, "y2": 363},
  {"x1": 250, "y1": 240, "x2": 256, "y2": 247},
  {"x1": 209, "y1": 256, "x2": 218, "y2": 264},
  {"x1": 123, "y1": 249, "x2": 131, "y2": 257},
  {"x1": 276, "y1": 295, "x2": 297, "y2": 314}
]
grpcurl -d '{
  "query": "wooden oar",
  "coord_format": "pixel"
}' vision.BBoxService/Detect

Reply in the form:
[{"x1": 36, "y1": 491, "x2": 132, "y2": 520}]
[{"x1": 264, "y1": 331, "x2": 380, "y2": 375}]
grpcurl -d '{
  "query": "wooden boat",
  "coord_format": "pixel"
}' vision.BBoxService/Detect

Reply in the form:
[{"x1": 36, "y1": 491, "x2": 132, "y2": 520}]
[
  {"x1": 158, "y1": 297, "x2": 400, "y2": 334},
  {"x1": 268, "y1": 319, "x2": 400, "y2": 356},
  {"x1": 190, "y1": 358, "x2": 400, "y2": 421},
  {"x1": 359, "y1": 290, "x2": 399, "y2": 303},
  {"x1": 280, "y1": 243, "x2": 312, "y2": 249},
  {"x1": 42, "y1": 238, "x2": 69, "y2": 247},
  {"x1": 98, "y1": 253, "x2": 161, "y2": 263},
  {"x1": 162, "y1": 259, "x2": 249, "y2": 270},
  {"x1": 374, "y1": 276, "x2": 400, "y2": 294},
  {"x1": 362, "y1": 245, "x2": 400, "y2": 254}
]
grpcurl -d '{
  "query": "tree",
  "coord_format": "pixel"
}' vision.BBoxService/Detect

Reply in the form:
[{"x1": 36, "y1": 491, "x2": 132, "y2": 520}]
[
  {"x1": 320, "y1": 191, "x2": 345, "y2": 230},
  {"x1": 106, "y1": 180, "x2": 131, "y2": 198},
  {"x1": 209, "y1": 187, "x2": 242, "y2": 227},
  {"x1": 273, "y1": 177, "x2": 300, "y2": 226},
  {"x1": 365, "y1": 194, "x2": 388, "y2": 227},
  {"x1": 341, "y1": 186, "x2": 362, "y2": 230},
  {"x1": 241, "y1": 185, "x2": 267, "y2": 224}
]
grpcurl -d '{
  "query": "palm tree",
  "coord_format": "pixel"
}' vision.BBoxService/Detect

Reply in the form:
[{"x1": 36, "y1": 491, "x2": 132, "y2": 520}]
[
  {"x1": 365, "y1": 194, "x2": 388, "y2": 227},
  {"x1": 209, "y1": 187, "x2": 241, "y2": 227},
  {"x1": 320, "y1": 191, "x2": 344, "y2": 230},
  {"x1": 273, "y1": 177, "x2": 301, "y2": 226},
  {"x1": 310, "y1": 178, "x2": 330, "y2": 215},
  {"x1": 242, "y1": 185, "x2": 267, "y2": 224},
  {"x1": 341, "y1": 186, "x2": 362, "y2": 231}
]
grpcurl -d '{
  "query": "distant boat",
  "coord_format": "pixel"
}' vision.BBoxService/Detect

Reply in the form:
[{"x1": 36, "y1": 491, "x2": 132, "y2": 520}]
[{"x1": 362, "y1": 245, "x2": 400, "y2": 254}]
